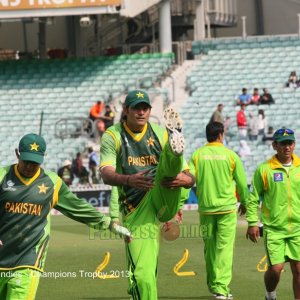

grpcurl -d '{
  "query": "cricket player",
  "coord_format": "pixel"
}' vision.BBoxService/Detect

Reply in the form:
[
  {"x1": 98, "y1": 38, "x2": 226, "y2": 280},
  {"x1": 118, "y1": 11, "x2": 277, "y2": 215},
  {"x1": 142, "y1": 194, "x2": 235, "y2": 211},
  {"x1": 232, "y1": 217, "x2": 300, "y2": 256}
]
[
  {"x1": 100, "y1": 90, "x2": 194, "y2": 300},
  {"x1": 188, "y1": 122, "x2": 248, "y2": 300},
  {"x1": 0, "y1": 133, "x2": 129, "y2": 300},
  {"x1": 246, "y1": 128, "x2": 300, "y2": 300}
]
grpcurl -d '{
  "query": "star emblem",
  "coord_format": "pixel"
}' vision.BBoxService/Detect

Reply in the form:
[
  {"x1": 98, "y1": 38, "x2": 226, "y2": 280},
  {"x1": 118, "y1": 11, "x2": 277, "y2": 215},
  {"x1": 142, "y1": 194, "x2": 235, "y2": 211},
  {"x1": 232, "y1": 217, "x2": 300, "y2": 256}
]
[
  {"x1": 136, "y1": 92, "x2": 144, "y2": 98},
  {"x1": 147, "y1": 137, "x2": 155, "y2": 147},
  {"x1": 283, "y1": 130, "x2": 289, "y2": 136},
  {"x1": 38, "y1": 183, "x2": 49, "y2": 194},
  {"x1": 30, "y1": 142, "x2": 39, "y2": 151}
]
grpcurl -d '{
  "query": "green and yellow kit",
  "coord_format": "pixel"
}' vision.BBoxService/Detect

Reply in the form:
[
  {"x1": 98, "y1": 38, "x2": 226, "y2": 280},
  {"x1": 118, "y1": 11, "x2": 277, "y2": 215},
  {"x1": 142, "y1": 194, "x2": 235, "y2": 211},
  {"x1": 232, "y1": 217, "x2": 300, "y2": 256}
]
[
  {"x1": 100, "y1": 121, "x2": 189, "y2": 300},
  {"x1": 0, "y1": 164, "x2": 110, "y2": 299},
  {"x1": 189, "y1": 142, "x2": 248, "y2": 296},
  {"x1": 247, "y1": 154, "x2": 300, "y2": 265}
]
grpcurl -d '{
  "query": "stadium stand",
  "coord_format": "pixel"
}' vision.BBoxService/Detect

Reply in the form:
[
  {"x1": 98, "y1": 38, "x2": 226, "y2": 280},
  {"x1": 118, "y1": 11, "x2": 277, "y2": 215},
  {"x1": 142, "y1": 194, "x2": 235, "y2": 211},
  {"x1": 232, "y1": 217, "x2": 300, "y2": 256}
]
[
  {"x1": 0, "y1": 53, "x2": 174, "y2": 171},
  {"x1": 184, "y1": 35, "x2": 300, "y2": 183}
]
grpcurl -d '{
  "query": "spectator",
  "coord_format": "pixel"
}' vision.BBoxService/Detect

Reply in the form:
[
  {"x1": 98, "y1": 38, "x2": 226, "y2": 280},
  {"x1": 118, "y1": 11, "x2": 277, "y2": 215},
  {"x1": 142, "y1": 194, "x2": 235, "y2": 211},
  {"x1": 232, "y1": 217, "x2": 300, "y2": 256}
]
[
  {"x1": 209, "y1": 103, "x2": 224, "y2": 124},
  {"x1": 72, "y1": 152, "x2": 89, "y2": 184},
  {"x1": 89, "y1": 101, "x2": 104, "y2": 122},
  {"x1": 258, "y1": 109, "x2": 267, "y2": 136},
  {"x1": 250, "y1": 88, "x2": 260, "y2": 105},
  {"x1": 287, "y1": 71, "x2": 298, "y2": 88},
  {"x1": 259, "y1": 88, "x2": 275, "y2": 105},
  {"x1": 239, "y1": 140, "x2": 251, "y2": 157},
  {"x1": 224, "y1": 116, "x2": 233, "y2": 144},
  {"x1": 101, "y1": 105, "x2": 115, "y2": 130},
  {"x1": 57, "y1": 160, "x2": 74, "y2": 186},
  {"x1": 236, "y1": 103, "x2": 248, "y2": 138},
  {"x1": 248, "y1": 113, "x2": 259, "y2": 141},
  {"x1": 237, "y1": 88, "x2": 251, "y2": 106},
  {"x1": 262, "y1": 126, "x2": 274, "y2": 146},
  {"x1": 88, "y1": 147, "x2": 99, "y2": 184}
]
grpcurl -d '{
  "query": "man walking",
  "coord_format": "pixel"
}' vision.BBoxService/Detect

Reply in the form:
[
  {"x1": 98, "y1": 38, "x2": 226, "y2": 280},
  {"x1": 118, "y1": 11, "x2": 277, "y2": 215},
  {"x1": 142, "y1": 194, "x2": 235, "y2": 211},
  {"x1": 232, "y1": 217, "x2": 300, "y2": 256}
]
[
  {"x1": 100, "y1": 90, "x2": 194, "y2": 300},
  {"x1": 246, "y1": 128, "x2": 300, "y2": 300},
  {"x1": 189, "y1": 121, "x2": 248, "y2": 299}
]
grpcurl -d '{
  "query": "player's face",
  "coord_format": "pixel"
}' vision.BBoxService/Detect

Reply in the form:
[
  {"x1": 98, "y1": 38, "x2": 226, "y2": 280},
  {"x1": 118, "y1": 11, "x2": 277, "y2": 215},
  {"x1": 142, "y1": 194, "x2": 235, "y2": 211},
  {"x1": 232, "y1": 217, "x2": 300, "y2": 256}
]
[
  {"x1": 126, "y1": 103, "x2": 151, "y2": 132},
  {"x1": 18, "y1": 160, "x2": 40, "y2": 178},
  {"x1": 273, "y1": 140, "x2": 295, "y2": 163}
]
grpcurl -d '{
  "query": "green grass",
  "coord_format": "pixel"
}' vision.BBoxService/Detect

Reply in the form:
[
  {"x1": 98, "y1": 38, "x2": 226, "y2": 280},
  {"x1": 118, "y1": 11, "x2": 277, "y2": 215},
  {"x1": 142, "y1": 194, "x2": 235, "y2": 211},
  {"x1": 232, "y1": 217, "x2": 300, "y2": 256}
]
[{"x1": 37, "y1": 212, "x2": 293, "y2": 300}]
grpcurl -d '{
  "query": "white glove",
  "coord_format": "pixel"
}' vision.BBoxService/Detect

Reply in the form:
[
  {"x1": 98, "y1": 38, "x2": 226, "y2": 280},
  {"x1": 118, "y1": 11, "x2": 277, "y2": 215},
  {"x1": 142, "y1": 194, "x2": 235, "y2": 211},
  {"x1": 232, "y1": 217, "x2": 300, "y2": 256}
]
[{"x1": 110, "y1": 223, "x2": 132, "y2": 242}]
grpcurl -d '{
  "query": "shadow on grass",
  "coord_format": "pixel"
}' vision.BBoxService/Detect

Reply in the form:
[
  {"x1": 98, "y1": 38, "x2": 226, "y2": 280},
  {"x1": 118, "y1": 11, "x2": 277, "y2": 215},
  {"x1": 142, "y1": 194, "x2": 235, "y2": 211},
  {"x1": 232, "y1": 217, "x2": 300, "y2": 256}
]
[{"x1": 81, "y1": 296, "x2": 215, "y2": 300}]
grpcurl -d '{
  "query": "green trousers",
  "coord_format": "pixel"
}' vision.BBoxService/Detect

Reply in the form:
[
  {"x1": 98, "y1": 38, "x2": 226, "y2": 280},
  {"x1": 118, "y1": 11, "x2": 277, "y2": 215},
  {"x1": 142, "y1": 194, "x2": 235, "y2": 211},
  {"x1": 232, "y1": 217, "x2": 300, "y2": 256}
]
[
  {"x1": 123, "y1": 143, "x2": 189, "y2": 300},
  {"x1": 200, "y1": 212, "x2": 237, "y2": 296},
  {"x1": 0, "y1": 268, "x2": 41, "y2": 300}
]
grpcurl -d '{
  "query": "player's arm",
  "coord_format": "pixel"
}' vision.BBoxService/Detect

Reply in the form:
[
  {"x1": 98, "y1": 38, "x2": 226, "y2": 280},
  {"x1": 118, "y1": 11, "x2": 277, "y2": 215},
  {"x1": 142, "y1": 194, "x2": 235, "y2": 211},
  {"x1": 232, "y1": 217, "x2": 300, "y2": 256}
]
[
  {"x1": 100, "y1": 128, "x2": 154, "y2": 190},
  {"x1": 54, "y1": 181, "x2": 132, "y2": 239},
  {"x1": 54, "y1": 180, "x2": 111, "y2": 230},
  {"x1": 246, "y1": 167, "x2": 264, "y2": 243},
  {"x1": 109, "y1": 186, "x2": 120, "y2": 223},
  {"x1": 233, "y1": 154, "x2": 249, "y2": 214}
]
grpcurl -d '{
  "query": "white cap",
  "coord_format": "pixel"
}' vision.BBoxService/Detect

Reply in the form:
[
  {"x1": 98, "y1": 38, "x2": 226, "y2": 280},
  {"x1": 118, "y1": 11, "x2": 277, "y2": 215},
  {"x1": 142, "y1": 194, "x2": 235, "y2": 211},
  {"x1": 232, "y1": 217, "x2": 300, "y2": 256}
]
[{"x1": 63, "y1": 160, "x2": 72, "y2": 167}]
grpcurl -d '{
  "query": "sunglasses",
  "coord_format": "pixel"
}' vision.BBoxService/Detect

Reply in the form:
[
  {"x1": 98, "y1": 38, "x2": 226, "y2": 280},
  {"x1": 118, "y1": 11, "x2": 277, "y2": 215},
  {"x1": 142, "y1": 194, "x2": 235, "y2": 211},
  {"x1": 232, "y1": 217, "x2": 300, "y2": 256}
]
[{"x1": 275, "y1": 128, "x2": 294, "y2": 135}]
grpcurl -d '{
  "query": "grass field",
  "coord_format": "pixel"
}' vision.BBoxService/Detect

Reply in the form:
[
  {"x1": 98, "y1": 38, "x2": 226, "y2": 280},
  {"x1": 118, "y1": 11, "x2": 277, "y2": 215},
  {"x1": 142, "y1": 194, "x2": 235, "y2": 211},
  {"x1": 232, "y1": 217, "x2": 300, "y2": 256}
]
[{"x1": 36, "y1": 211, "x2": 293, "y2": 300}]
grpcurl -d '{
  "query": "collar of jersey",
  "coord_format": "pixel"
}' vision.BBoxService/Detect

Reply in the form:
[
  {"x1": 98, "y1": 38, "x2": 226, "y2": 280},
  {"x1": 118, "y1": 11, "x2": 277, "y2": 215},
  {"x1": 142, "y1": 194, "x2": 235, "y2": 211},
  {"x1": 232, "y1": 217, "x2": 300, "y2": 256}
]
[
  {"x1": 268, "y1": 154, "x2": 300, "y2": 169},
  {"x1": 124, "y1": 122, "x2": 148, "y2": 142},
  {"x1": 206, "y1": 142, "x2": 224, "y2": 147},
  {"x1": 14, "y1": 164, "x2": 41, "y2": 186}
]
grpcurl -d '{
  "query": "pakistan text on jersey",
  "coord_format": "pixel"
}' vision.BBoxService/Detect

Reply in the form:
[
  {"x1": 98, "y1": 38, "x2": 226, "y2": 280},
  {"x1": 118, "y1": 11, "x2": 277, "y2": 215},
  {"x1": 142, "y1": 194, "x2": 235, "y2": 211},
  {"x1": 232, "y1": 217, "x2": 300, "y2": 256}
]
[
  {"x1": 5, "y1": 202, "x2": 42, "y2": 216},
  {"x1": 127, "y1": 155, "x2": 158, "y2": 166}
]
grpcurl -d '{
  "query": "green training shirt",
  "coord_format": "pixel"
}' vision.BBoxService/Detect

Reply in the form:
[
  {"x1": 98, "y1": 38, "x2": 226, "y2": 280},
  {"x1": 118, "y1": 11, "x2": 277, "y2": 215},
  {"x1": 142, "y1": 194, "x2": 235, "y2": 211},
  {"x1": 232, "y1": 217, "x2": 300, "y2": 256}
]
[
  {"x1": 246, "y1": 154, "x2": 300, "y2": 234},
  {"x1": 0, "y1": 165, "x2": 110, "y2": 272},
  {"x1": 189, "y1": 142, "x2": 248, "y2": 213},
  {"x1": 100, "y1": 121, "x2": 167, "y2": 215}
]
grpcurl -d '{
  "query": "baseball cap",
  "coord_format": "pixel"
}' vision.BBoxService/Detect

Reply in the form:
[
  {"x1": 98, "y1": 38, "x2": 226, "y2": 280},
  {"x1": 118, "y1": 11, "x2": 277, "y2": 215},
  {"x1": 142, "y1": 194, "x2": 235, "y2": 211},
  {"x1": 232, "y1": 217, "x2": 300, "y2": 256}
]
[
  {"x1": 125, "y1": 90, "x2": 152, "y2": 108},
  {"x1": 18, "y1": 133, "x2": 46, "y2": 164},
  {"x1": 273, "y1": 128, "x2": 295, "y2": 142}
]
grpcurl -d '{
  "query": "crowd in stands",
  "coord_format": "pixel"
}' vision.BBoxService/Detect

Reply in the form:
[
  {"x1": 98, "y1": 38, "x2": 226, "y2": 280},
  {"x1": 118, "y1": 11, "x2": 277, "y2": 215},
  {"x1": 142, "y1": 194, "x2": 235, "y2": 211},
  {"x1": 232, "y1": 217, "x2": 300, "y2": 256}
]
[{"x1": 236, "y1": 87, "x2": 275, "y2": 106}]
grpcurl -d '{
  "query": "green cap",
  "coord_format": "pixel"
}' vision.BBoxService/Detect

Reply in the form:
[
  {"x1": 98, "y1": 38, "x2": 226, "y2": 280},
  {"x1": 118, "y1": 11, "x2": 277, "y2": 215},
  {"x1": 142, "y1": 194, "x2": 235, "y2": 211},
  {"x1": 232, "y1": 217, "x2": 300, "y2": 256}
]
[
  {"x1": 273, "y1": 128, "x2": 295, "y2": 142},
  {"x1": 18, "y1": 133, "x2": 46, "y2": 164},
  {"x1": 125, "y1": 90, "x2": 151, "y2": 108}
]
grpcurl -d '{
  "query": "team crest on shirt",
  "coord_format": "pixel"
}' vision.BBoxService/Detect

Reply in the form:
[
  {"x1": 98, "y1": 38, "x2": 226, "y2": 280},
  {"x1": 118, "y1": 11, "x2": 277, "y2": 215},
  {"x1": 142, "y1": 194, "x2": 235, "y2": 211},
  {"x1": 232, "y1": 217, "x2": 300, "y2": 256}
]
[
  {"x1": 3, "y1": 180, "x2": 17, "y2": 192},
  {"x1": 273, "y1": 173, "x2": 283, "y2": 182},
  {"x1": 3, "y1": 180, "x2": 16, "y2": 191}
]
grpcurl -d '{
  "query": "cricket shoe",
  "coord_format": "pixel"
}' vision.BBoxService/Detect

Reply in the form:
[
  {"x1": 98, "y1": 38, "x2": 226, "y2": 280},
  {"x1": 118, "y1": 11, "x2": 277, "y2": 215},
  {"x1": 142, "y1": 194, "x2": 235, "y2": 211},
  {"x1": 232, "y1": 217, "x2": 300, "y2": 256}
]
[
  {"x1": 215, "y1": 293, "x2": 233, "y2": 300},
  {"x1": 163, "y1": 107, "x2": 185, "y2": 155}
]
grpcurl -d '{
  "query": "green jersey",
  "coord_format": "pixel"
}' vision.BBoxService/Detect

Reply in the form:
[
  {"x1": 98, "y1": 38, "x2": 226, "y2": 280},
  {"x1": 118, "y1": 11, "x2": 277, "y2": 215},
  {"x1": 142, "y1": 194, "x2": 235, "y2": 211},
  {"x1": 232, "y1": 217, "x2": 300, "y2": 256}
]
[
  {"x1": 247, "y1": 154, "x2": 300, "y2": 234},
  {"x1": 189, "y1": 142, "x2": 248, "y2": 213},
  {"x1": 0, "y1": 165, "x2": 110, "y2": 272},
  {"x1": 100, "y1": 121, "x2": 167, "y2": 215}
]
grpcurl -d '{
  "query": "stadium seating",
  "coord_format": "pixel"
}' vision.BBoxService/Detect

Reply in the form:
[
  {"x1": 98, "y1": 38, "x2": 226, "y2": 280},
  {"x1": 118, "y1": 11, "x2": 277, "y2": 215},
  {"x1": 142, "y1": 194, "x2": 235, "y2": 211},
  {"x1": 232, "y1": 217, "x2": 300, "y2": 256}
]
[
  {"x1": 0, "y1": 53, "x2": 174, "y2": 171},
  {"x1": 184, "y1": 35, "x2": 300, "y2": 183}
]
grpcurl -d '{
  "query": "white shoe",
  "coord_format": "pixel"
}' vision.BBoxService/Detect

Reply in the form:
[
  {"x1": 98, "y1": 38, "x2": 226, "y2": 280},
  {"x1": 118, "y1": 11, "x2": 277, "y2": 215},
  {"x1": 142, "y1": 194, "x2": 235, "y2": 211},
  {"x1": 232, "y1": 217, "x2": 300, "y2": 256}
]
[
  {"x1": 215, "y1": 293, "x2": 233, "y2": 300},
  {"x1": 163, "y1": 107, "x2": 185, "y2": 155}
]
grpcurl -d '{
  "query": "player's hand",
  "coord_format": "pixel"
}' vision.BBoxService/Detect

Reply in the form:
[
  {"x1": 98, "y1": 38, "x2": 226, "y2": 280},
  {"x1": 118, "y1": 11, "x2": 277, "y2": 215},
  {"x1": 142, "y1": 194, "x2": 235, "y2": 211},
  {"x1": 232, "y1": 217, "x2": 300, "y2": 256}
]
[
  {"x1": 110, "y1": 221, "x2": 132, "y2": 243},
  {"x1": 246, "y1": 226, "x2": 260, "y2": 243},
  {"x1": 161, "y1": 172, "x2": 193, "y2": 189},
  {"x1": 174, "y1": 209, "x2": 183, "y2": 224},
  {"x1": 127, "y1": 170, "x2": 154, "y2": 191},
  {"x1": 238, "y1": 204, "x2": 246, "y2": 216},
  {"x1": 0, "y1": 240, "x2": 3, "y2": 246}
]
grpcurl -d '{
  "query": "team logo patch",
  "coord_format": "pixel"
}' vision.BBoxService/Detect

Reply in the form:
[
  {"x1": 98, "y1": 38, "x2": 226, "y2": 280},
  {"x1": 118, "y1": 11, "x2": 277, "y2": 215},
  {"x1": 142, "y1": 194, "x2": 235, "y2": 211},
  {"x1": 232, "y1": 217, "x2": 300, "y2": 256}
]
[
  {"x1": 273, "y1": 173, "x2": 283, "y2": 182},
  {"x1": 3, "y1": 180, "x2": 16, "y2": 191}
]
